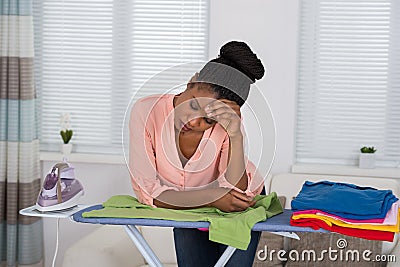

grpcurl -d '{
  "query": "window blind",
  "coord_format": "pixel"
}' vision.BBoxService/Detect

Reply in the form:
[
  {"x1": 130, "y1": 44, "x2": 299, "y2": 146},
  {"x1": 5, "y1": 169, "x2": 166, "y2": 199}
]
[
  {"x1": 33, "y1": 0, "x2": 208, "y2": 154},
  {"x1": 296, "y1": 0, "x2": 400, "y2": 167}
]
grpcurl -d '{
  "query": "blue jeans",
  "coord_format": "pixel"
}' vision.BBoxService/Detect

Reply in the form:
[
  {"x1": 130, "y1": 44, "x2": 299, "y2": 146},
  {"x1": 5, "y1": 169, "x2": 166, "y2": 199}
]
[{"x1": 173, "y1": 228, "x2": 261, "y2": 267}]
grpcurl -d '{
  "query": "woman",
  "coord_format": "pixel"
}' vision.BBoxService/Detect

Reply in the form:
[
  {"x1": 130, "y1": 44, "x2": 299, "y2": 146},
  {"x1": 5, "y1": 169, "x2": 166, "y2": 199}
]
[{"x1": 129, "y1": 41, "x2": 265, "y2": 266}]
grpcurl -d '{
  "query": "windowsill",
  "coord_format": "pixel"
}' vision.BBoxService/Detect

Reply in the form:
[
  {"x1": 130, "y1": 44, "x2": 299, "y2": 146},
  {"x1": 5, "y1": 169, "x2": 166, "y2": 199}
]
[
  {"x1": 292, "y1": 163, "x2": 400, "y2": 179},
  {"x1": 40, "y1": 152, "x2": 126, "y2": 165}
]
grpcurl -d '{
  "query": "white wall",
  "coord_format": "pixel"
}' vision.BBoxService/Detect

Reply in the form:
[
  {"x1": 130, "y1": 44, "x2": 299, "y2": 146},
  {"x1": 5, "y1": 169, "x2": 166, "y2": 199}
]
[
  {"x1": 209, "y1": 0, "x2": 299, "y2": 175},
  {"x1": 41, "y1": 1, "x2": 300, "y2": 266}
]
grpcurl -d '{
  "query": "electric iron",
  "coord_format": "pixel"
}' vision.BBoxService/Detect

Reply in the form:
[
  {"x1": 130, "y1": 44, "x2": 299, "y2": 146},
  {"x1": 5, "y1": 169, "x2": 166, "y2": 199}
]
[{"x1": 36, "y1": 160, "x2": 84, "y2": 212}]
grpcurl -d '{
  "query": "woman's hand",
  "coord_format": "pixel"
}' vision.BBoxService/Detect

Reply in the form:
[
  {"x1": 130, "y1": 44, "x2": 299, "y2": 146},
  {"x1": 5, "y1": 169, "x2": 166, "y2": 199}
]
[
  {"x1": 210, "y1": 189, "x2": 256, "y2": 212},
  {"x1": 205, "y1": 99, "x2": 242, "y2": 138}
]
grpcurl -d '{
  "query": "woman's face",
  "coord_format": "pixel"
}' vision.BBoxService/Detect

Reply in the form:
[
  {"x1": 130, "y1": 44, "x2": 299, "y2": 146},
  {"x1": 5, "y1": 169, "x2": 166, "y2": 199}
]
[{"x1": 173, "y1": 83, "x2": 218, "y2": 134}]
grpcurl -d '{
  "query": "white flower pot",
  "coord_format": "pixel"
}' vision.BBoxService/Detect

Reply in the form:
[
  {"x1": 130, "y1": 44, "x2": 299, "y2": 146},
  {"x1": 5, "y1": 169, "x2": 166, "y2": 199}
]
[
  {"x1": 359, "y1": 153, "x2": 375, "y2": 169},
  {"x1": 61, "y1": 143, "x2": 73, "y2": 156}
]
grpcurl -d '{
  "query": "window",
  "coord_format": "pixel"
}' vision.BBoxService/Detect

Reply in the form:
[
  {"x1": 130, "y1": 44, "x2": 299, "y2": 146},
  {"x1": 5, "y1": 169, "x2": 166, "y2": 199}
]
[
  {"x1": 33, "y1": 0, "x2": 209, "y2": 154},
  {"x1": 296, "y1": 0, "x2": 400, "y2": 167}
]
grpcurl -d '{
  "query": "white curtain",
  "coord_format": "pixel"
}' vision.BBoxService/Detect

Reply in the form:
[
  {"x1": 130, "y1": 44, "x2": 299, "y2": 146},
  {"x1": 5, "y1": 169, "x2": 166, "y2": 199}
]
[
  {"x1": 0, "y1": 0, "x2": 43, "y2": 265},
  {"x1": 296, "y1": 0, "x2": 400, "y2": 167},
  {"x1": 33, "y1": 0, "x2": 209, "y2": 154}
]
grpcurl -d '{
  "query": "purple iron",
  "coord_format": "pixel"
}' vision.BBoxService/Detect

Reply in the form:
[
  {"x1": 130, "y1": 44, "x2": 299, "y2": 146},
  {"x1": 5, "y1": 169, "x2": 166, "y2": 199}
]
[{"x1": 36, "y1": 161, "x2": 84, "y2": 212}]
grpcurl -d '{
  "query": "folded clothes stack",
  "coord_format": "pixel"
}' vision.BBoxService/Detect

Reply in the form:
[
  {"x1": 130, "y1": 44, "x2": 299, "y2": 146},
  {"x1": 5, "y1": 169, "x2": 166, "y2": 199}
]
[{"x1": 290, "y1": 181, "x2": 400, "y2": 242}]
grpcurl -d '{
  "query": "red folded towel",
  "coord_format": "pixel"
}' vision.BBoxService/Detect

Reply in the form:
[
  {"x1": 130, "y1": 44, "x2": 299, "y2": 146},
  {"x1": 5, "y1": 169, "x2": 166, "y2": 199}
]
[{"x1": 290, "y1": 217, "x2": 394, "y2": 242}]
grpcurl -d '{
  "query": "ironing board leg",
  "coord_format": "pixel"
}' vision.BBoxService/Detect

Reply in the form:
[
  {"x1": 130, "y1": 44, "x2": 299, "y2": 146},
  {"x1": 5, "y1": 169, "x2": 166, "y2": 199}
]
[
  {"x1": 124, "y1": 225, "x2": 163, "y2": 267},
  {"x1": 214, "y1": 246, "x2": 236, "y2": 267},
  {"x1": 124, "y1": 224, "x2": 237, "y2": 267}
]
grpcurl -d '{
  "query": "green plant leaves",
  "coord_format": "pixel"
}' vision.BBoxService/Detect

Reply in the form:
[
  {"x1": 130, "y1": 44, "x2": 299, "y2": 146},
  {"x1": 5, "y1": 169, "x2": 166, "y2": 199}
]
[
  {"x1": 60, "y1": 129, "x2": 73, "y2": 144},
  {"x1": 360, "y1": 146, "x2": 376, "y2": 153}
]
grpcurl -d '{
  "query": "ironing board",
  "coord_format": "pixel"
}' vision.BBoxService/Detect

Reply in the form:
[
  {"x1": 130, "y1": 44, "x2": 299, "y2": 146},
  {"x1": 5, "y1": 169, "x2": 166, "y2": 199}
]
[{"x1": 72, "y1": 206, "x2": 327, "y2": 267}]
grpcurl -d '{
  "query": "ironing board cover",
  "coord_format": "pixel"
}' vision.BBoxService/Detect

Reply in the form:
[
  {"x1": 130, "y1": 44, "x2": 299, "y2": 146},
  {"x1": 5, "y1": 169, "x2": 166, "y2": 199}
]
[{"x1": 72, "y1": 206, "x2": 327, "y2": 233}]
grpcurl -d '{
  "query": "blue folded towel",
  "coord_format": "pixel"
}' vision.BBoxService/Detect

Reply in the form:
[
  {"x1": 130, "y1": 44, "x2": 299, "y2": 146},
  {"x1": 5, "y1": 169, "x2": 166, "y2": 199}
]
[{"x1": 291, "y1": 180, "x2": 398, "y2": 219}]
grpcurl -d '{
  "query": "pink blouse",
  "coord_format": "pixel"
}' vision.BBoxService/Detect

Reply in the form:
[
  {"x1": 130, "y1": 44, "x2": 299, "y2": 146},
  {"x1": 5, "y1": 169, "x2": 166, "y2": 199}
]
[{"x1": 129, "y1": 94, "x2": 264, "y2": 207}]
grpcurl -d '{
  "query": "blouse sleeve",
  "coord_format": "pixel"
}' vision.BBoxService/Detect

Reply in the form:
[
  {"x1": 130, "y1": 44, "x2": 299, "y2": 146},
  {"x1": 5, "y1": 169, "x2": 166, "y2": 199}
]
[
  {"x1": 129, "y1": 100, "x2": 178, "y2": 207},
  {"x1": 217, "y1": 134, "x2": 264, "y2": 197}
]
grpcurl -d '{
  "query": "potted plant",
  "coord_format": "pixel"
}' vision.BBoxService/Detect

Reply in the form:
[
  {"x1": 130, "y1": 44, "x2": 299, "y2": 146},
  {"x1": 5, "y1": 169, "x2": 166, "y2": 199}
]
[
  {"x1": 60, "y1": 129, "x2": 73, "y2": 155},
  {"x1": 359, "y1": 146, "x2": 377, "y2": 169},
  {"x1": 60, "y1": 113, "x2": 73, "y2": 155}
]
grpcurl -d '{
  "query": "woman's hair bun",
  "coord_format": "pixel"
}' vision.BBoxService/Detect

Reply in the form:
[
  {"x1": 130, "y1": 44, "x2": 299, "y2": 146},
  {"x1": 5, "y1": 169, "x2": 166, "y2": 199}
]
[{"x1": 219, "y1": 41, "x2": 265, "y2": 82}]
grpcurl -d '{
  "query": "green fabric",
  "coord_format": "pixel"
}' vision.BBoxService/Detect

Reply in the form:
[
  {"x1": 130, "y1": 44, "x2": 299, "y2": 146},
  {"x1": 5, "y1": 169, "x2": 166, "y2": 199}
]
[{"x1": 83, "y1": 192, "x2": 283, "y2": 250}]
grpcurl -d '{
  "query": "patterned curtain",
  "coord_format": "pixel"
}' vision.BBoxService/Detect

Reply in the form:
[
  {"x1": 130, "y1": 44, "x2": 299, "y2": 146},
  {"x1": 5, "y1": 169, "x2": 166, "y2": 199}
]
[{"x1": 0, "y1": 0, "x2": 43, "y2": 266}]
